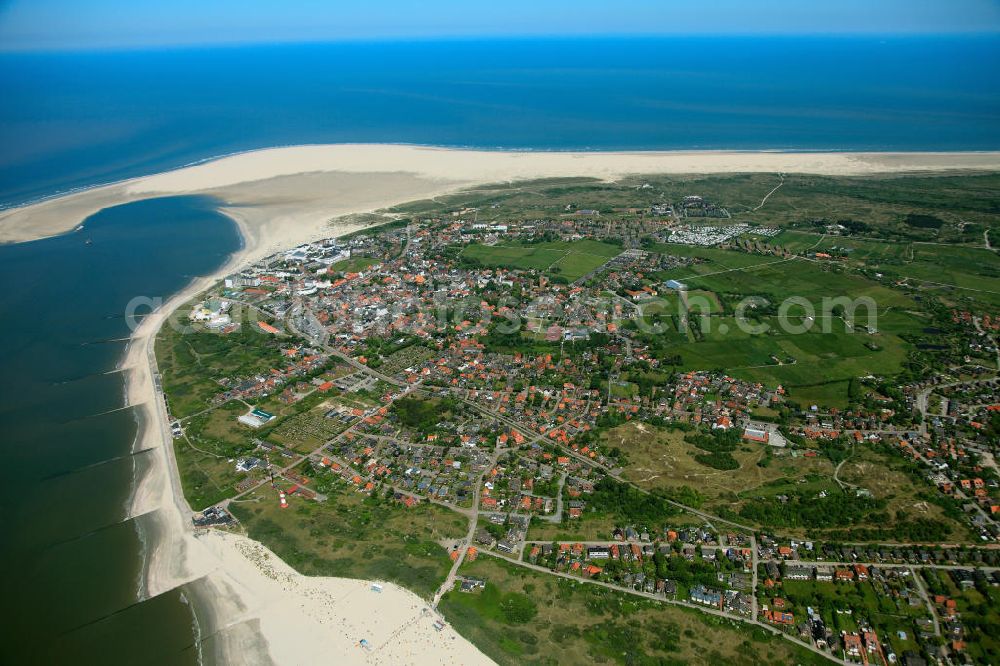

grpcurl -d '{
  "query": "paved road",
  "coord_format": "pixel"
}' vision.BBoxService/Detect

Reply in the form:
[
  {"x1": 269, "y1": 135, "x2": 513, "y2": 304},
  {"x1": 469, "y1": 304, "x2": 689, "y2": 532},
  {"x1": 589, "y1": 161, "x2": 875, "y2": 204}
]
[
  {"x1": 217, "y1": 381, "x2": 422, "y2": 508},
  {"x1": 480, "y1": 550, "x2": 846, "y2": 665},
  {"x1": 458, "y1": 390, "x2": 762, "y2": 535},
  {"x1": 431, "y1": 442, "x2": 504, "y2": 608},
  {"x1": 749, "y1": 533, "x2": 759, "y2": 620},
  {"x1": 225, "y1": 278, "x2": 994, "y2": 647},
  {"x1": 781, "y1": 558, "x2": 1000, "y2": 572},
  {"x1": 910, "y1": 567, "x2": 941, "y2": 637}
]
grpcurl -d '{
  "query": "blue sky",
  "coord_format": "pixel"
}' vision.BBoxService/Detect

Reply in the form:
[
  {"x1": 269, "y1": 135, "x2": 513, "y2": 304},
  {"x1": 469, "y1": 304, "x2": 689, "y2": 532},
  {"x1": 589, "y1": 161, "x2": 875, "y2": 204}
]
[{"x1": 0, "y1": 0, "x2": 998, "y2": 51}]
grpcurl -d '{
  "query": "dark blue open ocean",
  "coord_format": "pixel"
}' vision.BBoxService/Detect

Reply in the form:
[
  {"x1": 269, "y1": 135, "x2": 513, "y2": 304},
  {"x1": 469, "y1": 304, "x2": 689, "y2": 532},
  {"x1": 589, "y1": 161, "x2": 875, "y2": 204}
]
[
  {"x1": 0, "y1": 197, "x2": 240, "y2": 664},
  {"x1": 1, "y1": 36, "x2": 999, "y2": 207},
  {"x1": 0, "y1": 36, "x2": 998, "y2": 664}
]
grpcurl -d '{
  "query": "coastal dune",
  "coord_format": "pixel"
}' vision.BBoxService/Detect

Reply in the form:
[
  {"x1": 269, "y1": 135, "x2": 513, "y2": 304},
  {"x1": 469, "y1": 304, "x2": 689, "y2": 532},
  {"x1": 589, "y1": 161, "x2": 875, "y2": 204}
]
[
  {"x1": 3, "y1": 144, "x2": 1000, "y2": 248},
  {"x1": 124, "y1": 144, "x2": 1000, "y2": 196},
  {"x1": 9, "y1": 144, "x2": 1000, "y2": 665},
  {"x1": 116, "y1": 199, "x2": 489, "y2": 664},
  {"x1": 191, "y1": 531, "x2": 492, "y2": 665}
]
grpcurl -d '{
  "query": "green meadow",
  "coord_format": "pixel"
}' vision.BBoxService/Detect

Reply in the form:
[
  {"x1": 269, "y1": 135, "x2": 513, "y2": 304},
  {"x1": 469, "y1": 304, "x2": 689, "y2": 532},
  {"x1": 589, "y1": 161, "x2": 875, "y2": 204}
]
[
  {"x1": 643, "y1": 245, "x2": 928, "y2": 407},
  {"x1": 462, "y1": 239, "x2": 622, "y2": 281},
  {"x1": 771, "y1": 230, "x2": 1000, "y2": 308}
]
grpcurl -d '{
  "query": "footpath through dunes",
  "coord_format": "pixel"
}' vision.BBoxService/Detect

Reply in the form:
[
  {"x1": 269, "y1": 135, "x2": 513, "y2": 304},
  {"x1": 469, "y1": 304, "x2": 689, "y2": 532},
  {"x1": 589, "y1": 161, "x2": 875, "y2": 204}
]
[
  {"x1": 187, "y1": 530, "x2": 493, "y2": 666},
  {"x1": 4, "y1": 144, "x2": 1000, "y2": 245}
]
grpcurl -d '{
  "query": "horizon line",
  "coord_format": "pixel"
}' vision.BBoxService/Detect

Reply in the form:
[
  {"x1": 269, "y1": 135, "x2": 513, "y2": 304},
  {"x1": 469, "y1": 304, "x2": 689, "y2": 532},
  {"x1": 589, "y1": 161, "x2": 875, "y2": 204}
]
[{"x1": 2, "y1": 30, "x2": 999, "y2": 55}]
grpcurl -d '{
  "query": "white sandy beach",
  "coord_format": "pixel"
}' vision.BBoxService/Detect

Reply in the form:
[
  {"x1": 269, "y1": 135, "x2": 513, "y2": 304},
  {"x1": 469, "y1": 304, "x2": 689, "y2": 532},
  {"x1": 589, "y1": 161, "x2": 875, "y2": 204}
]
[
  {"x1": 3, "y1": 144, "x2": 1000, "y2": 247},
  {"x1": 118, "y1": 193, "x2": 490, "y2": 664},
  {"x1": 11, "y1": 143, "x2": 1000, "y2": 665},
  {"x1": 193, "y1": 531, "x2": 491, "y2": 665}
]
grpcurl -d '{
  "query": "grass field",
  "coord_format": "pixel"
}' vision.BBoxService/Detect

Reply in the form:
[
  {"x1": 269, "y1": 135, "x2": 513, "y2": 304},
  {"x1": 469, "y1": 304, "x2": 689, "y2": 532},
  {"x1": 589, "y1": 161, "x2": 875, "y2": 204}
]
[
  {"x1": 329, "y1": 256, "x2": 379, "y2": 273},
  {"x1": 440, "y1": 556, "x2": 827, "y2": 666},
  {"x1": 157, "y1": 306, "x2": 288, "y2": 418},
  {"x1": 892, "y1": 244, "x2": 1000, "y2": 307},
  {"x1": 231, "y1": 471, "x2": 468, "y2": 599},
  {"x1": 174, "y1": 440, "x2": 251, "y2": 509},
  {"x1": 644, "y1": 246, "x2": 926, "y2": 407},
  {"x1": 771, "y1": 230, "x2": 1000, "y2": 308},
  {"x1": 526, "y1": 514, "x2": 623, "y2": 543},
  {"x1": 772, "y1": 230, "x2": 911, "y2": 262},
  {"x1": 685, "y1": 289, "x2": 723, "y2": 315},
  {"x1": 171, "y1": 399, "x2": 260, "y2": 509},
  {"x1": 173, "y1": 390, "x2": 338, "y2": 508},
  {"x1": 648, "y1": 243, "x2": 784, "y2": 282},
  {"x1": 837, "y1": 445, "x2": 969, "y2": 541},
  {"x1": 462, "y1": 239, "x2": 621, "y2": 281},
  {"x1": 665, "y1": 256, "x2": 915, "y2": 312},
  {"x1": 609, "y1": 422, "x2": 833, "y2": 511},
  {"x1": 674, "y1": 316, "x2": 912, "y2": 408},
  {"x1": 418, "y1": 175, "x2": 995, "y2": 402}
]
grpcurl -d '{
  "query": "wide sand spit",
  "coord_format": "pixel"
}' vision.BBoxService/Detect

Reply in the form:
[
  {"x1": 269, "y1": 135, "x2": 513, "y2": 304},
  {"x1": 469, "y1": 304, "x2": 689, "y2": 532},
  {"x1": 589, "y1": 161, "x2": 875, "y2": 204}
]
[{"x1": 10, "y1": 144, "x2": 1000, "y2": 664}]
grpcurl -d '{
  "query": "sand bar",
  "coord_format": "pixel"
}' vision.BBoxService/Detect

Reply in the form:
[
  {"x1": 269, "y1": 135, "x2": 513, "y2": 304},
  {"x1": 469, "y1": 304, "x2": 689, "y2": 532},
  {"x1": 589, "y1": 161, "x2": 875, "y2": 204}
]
[{"x1": 3, "y1": 144, "x2": 1000, "y2": 246}]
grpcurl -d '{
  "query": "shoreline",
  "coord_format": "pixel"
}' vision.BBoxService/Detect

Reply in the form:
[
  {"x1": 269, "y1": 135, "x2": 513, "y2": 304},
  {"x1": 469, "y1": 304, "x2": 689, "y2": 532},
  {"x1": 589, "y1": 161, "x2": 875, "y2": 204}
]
[
  {"x1": 14, "y1": 143, "x2": 1000, "y2": 664},
  {"x1": 6, "y1": 142, "x2": 999, "y2": 214},
  {"x1": 121, "y1": 202, "x2": 493, "y2": 664},
  {"x1": 3, "y1": 144, "x2": 1000, "y2": 246}
]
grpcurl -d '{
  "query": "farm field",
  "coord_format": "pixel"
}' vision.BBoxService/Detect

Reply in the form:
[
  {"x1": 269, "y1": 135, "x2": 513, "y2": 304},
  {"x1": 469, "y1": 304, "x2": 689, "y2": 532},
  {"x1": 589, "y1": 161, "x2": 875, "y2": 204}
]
[
  {"x1": 772, "y1": 230, "x2": 911, "y2": 262},
  {"x1": 770, "y1": 231, "x2": 1000, "y2": 308},
  {"x1": 462, "y1": 239, "x2": 622, "y2": 281},
  {"x1": 684, "y1": 289, "x2": 723, "y2": 315},
  {"x1": 440, "y1": 556, "x2": 826, "y2": 666},
  {"x1": 673, "y1": 316, "x2": 914, "y2": 409},
  {"x1": 891, "y1": 244, "x2": 1000, "y2": 308},
  {"x1": 647, "y1": 242, "x2": 784, "y2": 280},
  {"x1": 642, "y1": 245, "x2": 929, "y2": 407},
  {"x1": 665, "y1": 255, "x2": 915, "y2": 312}
]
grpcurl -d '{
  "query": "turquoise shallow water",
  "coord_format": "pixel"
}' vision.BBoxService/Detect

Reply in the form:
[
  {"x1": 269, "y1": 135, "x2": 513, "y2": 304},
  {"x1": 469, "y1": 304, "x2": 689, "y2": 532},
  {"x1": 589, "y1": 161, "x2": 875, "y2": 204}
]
[{"x1": 0, "y1": 196, "x2": 240, "y2": 664}]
